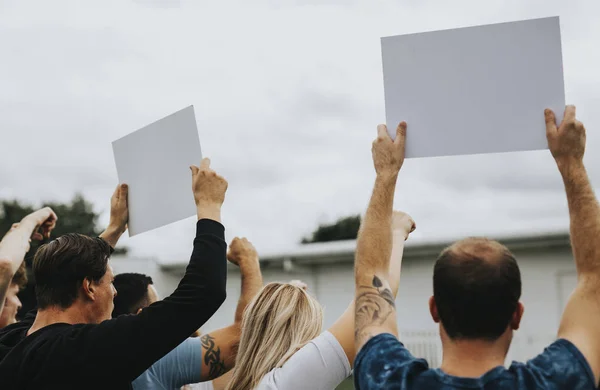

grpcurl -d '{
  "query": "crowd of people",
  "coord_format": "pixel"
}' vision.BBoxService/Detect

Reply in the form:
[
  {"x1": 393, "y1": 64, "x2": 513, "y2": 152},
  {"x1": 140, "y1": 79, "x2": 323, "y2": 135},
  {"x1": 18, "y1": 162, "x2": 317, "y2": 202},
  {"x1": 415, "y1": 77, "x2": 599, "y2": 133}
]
[{"x1": 0, "y1": 106, "x2": 598, "y2": 389}]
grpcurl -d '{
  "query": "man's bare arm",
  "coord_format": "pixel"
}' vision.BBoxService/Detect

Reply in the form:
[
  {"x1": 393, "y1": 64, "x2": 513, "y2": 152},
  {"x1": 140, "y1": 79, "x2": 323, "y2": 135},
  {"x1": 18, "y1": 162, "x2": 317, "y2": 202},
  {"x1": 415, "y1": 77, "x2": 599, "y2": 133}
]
[
  {"x1": 199, "y1": 237, "x2": 263, "y2": 381},
  {"x1": 330, "y1": 211, "x2": 414, "y2": 366},
  {"x1": 0, "y1": 208, "x2": 57, "y2": 313},
  {"x1": 388, "y1": 211, "x2": 415, "y2": 297},
  {"x1": 546, "y1": 106, "x2": 600, "y2": 384},
  {"x1": 354, "y1": 122, "x2": 409, "y2": 352}
]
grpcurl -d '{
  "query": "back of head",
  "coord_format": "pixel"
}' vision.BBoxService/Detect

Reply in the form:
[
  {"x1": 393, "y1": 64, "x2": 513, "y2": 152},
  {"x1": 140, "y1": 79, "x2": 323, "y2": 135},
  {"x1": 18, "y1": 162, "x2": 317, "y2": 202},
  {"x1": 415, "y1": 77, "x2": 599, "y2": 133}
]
[
  {"x1": 112, "y1": 273, "x2": 154, "y2": 317},
  {"x1": 433, "y1": 237, "x2": 521, "y2": 341},
  {"x1": 33, "y1": 233, "x2": 111, "y2": 310},
  {"x1": 226, "y1": 282, "x2": 324, "y2": 390}
]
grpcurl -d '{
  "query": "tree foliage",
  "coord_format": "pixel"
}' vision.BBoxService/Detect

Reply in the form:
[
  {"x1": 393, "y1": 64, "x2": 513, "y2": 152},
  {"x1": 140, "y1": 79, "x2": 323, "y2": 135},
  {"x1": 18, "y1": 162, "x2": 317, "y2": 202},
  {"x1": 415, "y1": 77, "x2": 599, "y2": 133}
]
[
  {"x1": 0, "y1": 193, "x2": 127, "y2": 317},
  {"x1": 302, "y1": 214, "x2": 361, "y2": 244}
]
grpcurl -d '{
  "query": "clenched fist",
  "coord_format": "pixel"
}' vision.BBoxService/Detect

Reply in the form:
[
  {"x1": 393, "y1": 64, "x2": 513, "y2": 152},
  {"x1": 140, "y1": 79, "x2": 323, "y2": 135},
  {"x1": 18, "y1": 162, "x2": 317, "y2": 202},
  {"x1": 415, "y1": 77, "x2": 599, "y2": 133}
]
[
  {"x1": 372, "y1": 122, "x2": 407, "y2": 177},
  {"x1": 227, "y1": 237, "x2": 258, "y2": 267},
  {"x1": 190, "y1": 158, "x2": 228, "y2": 208},
  {"x1": 392, "y1": 210, "x2": 415, "y2": 241},
  {"x1": 21, "y1": 207, "x2": 58, "y2": 240},
  {"x1": 545, "y1": 106, "x2": 586, "y2": 169}
]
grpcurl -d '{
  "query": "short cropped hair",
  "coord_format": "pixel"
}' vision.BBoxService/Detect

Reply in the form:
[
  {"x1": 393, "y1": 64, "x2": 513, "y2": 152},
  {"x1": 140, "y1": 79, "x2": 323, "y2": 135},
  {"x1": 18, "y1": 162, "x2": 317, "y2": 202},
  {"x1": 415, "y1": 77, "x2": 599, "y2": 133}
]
[
  {"x1": 112, "y1": 273, "x2": 154, "y2": 317},
  {"x1": 433, "y1": 237, "x2": 521, "y2": 341},
  {"x1": 33, "y1": 234, "x2": 112, "y2": 309}
]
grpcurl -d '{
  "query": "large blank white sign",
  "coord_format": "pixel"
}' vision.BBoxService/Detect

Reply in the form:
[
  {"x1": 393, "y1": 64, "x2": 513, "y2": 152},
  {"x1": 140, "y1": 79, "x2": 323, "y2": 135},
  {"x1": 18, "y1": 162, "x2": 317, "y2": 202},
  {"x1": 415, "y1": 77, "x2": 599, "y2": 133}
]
[
  {"x1": 381, "y1": 16, "x2": 565, "y2": 159},
  {"x1": 112, "y1": 106, "x2": 201, "y2": 236}
]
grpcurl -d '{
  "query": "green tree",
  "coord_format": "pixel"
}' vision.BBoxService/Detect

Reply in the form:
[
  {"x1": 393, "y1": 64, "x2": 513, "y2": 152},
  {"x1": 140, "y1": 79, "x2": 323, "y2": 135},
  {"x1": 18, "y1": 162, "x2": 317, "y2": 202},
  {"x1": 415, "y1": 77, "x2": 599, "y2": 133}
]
[
  {"x1": 0, "y1": 193, "x2": 127, "y2": 317},
  {"x1": 302, "y1": 214, "x2": 361, "y2": 244}
]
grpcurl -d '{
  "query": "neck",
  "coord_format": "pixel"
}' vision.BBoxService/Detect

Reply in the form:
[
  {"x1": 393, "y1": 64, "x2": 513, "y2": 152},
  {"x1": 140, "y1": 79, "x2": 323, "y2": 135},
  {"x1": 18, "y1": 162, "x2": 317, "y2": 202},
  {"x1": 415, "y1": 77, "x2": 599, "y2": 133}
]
[
  {"x1": 28, "y1": 304, "x2": 91, "y2": 336},
  {"x1": 440, "y1": 337, "x2": 508, "y2": 377}
]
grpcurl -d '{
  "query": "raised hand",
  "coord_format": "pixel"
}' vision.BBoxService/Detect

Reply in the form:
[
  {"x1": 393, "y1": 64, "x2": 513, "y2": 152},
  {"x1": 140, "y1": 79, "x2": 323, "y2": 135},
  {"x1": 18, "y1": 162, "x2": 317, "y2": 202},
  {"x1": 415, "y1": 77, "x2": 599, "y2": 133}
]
[
  {"x1": 372, "y1": 122, "x2": 407, "y2": 177},
  {"x1": 392, "y1": 210, "x2": 416, "y2": 241},
  {"x1": 191, "y1": 158, "x2": 228, "y2": 209},
  {"x1": 21, "y1": 207, "x2": 58, "y2": 240},
  {"x1": 545, "y1": 106, "x2": 586, "y2": 169},
  {"x1": 227, "y1": 237, "x2": 258, "y2": 267},
  {"x1": 109, "y1": 184, "x2": 129, "y2": 234}
]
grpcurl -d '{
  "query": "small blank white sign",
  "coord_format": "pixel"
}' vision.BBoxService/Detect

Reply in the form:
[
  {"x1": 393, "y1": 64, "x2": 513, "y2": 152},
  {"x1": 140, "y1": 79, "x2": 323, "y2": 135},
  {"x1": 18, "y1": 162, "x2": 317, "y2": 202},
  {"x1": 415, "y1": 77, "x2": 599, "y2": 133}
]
[
  {"x1": 381, "y1": 16, "x2": 565, "y2": 159},
  {"x1": 112, "y1": 106, "x2": 201, "y2": 236}
]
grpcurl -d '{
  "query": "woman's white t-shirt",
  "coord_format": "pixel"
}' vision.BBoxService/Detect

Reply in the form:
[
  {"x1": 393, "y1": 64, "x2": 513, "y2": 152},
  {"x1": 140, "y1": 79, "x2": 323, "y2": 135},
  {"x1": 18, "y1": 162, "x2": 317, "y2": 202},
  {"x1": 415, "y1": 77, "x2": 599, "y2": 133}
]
[{"x1": 255, "y1": 331, "x2": 352, "y2": 390}]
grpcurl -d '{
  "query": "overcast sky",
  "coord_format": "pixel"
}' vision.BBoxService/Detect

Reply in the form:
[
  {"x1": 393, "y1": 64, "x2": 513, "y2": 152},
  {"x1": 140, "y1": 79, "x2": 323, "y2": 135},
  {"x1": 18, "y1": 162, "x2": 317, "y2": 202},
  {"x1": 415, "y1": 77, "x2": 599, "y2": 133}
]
[{"x1": 1, "y1": 0, "x2": 599, "y2": 263}]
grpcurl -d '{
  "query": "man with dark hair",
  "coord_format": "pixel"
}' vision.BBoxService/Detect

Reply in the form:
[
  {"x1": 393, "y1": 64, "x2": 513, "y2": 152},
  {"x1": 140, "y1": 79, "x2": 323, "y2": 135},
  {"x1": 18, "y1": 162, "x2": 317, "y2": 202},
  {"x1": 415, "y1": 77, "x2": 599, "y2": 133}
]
[
  {"x1": 113, "y1": 237, "x2": 263, "y2": 390},
  {"x1": 0, "y1": 208, "x2": 58, "y2": 329},
  {"x1": 432, "y1": 237, "x2": 523, "y2": 341},
  {"x1": 353, "y1": 106, "x2": 600, "y2": 389},
  {"x1": 0, "y1": 157, "x2": 229, "y2": 390},
  {"x1": 112, "y1": 273, "x2": 157, "y2": 318}
]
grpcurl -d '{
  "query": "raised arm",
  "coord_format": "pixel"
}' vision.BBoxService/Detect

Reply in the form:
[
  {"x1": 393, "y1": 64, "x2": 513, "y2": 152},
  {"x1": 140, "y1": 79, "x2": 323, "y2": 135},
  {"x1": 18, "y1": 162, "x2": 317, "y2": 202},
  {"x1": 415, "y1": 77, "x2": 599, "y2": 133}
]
[
  {"x1": 354, "y1": 122, "x2": 408, "y2": 352},
  {"x1": 201, "y1": 237, "x2": 263, "y2": 385},
  {"x1": 388, "y1": 211, "x2": 415, "y2": 297},
  {"x1": 0, "y1": 208, "x2": 56, "y2": 313},
  {"x1": 549, "y1": 106, "x2": 600, "y2": 384},
  {"x1": 328, "y1": 211, "x2": 414, "y2": 366},
  {"x1": 99, "y1": 184, "x2": 129, "y2": 249},
  {"x1": 82, "y1": 158, "x2": 229, "y2": 381}
]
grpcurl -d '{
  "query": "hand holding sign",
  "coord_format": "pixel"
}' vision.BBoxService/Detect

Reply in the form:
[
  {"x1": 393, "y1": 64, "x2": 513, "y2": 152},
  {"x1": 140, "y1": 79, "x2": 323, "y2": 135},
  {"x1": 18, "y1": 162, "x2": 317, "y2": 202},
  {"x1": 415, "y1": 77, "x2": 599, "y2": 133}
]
[
  {"x1": 371, "y1": 122, "x2": 407, "y2": 178},
  {"x1": 545, "y1": 105, "x2": 586, "y2": 169},
  {"x1": 190, "y1": 158, "x2": 228, "y2": 223}
]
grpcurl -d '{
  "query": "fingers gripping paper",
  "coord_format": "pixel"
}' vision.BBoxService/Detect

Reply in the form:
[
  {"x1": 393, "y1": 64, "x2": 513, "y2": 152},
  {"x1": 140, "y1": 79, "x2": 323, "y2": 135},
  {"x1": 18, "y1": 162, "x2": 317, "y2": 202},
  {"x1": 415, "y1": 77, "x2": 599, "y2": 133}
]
[
  {"x1": 381, "y1": 16, "x2": 565, "y2": 159},
  {"x1": 112, "y1": 106, "x2": 201, "y2": 236}
]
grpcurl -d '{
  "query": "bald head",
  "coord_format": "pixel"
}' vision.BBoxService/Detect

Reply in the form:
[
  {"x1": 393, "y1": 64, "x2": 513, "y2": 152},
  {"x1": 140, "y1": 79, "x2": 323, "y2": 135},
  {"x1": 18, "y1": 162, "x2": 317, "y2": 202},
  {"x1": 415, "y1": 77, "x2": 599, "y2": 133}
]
[{"x1": 433, "y1": 238, "x2": 522, "y2": 341}]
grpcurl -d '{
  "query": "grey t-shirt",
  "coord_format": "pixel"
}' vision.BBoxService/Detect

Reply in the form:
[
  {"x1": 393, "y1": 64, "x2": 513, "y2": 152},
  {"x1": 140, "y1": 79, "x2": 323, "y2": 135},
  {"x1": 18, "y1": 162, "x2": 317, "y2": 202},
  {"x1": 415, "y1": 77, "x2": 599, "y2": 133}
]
[
  {"x1": 132, "y1": 337, "x2": 214, "y2": 390},
  {"x1": 256, "y1": 331, "x2": 352, "y2": 390}
]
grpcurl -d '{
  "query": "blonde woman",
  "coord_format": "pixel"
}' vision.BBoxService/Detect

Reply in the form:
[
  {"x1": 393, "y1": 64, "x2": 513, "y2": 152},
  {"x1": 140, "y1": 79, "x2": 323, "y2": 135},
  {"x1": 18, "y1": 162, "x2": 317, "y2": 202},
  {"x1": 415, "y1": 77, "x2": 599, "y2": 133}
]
[{"x1": 225, "y1": 211, "x2": 415, "y2": 390}]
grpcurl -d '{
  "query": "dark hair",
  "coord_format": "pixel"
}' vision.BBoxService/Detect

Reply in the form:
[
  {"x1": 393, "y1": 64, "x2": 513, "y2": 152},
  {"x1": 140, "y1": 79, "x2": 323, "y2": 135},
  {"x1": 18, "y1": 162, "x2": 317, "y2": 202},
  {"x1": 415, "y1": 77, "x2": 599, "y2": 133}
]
[
  {"x1": 33, "y1": 234, "x2": 111, "y2": 309},
  {"x1": 12, "y1": 262, "x2": 28, "y2": 289},
  {"x1": 112, "y1": 273, "x2": 154, "y2": 317},
  {"x1": 433, "y1": 238, "x2": 521, "y2": 341}
]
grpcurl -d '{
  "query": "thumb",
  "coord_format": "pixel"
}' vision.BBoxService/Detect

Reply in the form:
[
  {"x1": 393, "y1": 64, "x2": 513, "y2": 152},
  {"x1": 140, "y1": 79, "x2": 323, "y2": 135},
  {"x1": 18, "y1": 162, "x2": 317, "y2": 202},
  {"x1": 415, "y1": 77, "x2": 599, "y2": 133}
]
[
  {"x1": 544, "y1": 109, "x2": 557, "y2": 137},
  {"x1": 190, "y1": 165, "x2": 199, "y2": 175}
]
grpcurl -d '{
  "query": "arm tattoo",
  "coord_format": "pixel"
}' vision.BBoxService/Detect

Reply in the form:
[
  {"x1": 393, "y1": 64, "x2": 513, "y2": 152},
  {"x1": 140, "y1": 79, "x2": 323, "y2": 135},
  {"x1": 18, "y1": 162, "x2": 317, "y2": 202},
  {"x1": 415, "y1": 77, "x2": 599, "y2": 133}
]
[
  {"x1": 201, "y1": 334, "x2": 227, "y2": 379},
  {"x1": 355, "y1": 275, "x2": 396, "y2": 346}
]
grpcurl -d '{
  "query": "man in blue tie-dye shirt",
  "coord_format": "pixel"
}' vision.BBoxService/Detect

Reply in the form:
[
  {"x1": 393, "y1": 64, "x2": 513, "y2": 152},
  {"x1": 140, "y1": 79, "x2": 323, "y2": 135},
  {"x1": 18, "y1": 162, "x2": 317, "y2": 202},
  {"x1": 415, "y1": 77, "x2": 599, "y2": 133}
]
[{"x1": 353, "y1": 106, "x2": 599, "y2": 389}]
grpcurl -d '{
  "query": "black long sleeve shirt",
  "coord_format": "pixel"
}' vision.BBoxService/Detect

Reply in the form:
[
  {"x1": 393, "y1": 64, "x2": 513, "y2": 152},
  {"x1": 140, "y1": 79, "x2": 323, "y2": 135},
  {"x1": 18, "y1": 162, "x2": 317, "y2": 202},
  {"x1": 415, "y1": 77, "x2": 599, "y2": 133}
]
[{"x1": 0, "y1": 219, "x2": 227, "y2": 390}]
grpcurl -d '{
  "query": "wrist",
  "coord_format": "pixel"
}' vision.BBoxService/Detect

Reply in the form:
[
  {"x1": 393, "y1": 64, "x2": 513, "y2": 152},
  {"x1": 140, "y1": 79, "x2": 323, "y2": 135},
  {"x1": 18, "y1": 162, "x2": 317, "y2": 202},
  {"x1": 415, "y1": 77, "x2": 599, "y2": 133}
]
[
  {"x1": 557, "y1": 158, "x2": 585, "y2": 179},
  {"x1": 106, "y1": 222, "x2": 127, "y2": 236},
  {"x1": 196, "y1": 200, "x2": 222, "y2": 211},
  {"x1": 238, "y1": 255, "x2": 259, "y2": 268},
  {"x1": 18, "y1": 217, "x2": 39, "y2": 233},
  {"x1": 196, "y1": 203, "x2": 222, "y2": 222},
  {"x1": 376, "y1": 170, "x2": 399, "y2": 183}
]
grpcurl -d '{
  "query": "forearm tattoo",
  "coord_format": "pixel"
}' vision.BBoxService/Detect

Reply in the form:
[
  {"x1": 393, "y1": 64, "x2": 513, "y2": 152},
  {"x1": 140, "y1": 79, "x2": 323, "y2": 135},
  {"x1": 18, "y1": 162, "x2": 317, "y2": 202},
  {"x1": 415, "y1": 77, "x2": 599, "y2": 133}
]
[
  {"x1": 355, "y1": 275, "x2": 396, "y2": 346},
  {"x1": 201, "y1": 334, "x2": 227, "y2": 379}
]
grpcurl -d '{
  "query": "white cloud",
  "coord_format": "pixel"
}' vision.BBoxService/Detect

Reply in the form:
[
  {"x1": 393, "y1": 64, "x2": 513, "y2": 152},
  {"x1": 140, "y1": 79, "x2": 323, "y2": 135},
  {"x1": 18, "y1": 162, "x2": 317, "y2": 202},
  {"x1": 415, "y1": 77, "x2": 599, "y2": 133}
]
[{"x1": 1, "y1": 0, "x2": 599, "y2": 261}]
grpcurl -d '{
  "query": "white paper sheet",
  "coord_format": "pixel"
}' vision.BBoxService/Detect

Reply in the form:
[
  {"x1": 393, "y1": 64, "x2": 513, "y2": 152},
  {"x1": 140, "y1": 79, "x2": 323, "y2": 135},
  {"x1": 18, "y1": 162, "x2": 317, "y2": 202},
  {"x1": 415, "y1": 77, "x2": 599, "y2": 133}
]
[
  {"x1": 381, "y1": 16, "x2": 565, "y2": 159},
  {"x1": 112, "y1": 106, "x2": 201, "y2": 236}
]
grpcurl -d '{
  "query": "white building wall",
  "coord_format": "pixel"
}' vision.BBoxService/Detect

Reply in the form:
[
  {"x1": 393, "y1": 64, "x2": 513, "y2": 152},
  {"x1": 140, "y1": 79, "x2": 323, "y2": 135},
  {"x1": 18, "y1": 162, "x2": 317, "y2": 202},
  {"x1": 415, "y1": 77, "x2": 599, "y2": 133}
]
[{"x1": 132, "y1": 244, "x2": 578, "y2": 366}]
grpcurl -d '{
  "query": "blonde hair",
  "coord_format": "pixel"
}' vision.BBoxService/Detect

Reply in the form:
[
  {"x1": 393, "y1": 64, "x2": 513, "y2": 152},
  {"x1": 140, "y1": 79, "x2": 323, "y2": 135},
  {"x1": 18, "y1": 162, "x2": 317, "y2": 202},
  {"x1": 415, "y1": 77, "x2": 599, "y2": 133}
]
[{"x1": 225, "y1": 282, "x2": 323, "y2": 390}]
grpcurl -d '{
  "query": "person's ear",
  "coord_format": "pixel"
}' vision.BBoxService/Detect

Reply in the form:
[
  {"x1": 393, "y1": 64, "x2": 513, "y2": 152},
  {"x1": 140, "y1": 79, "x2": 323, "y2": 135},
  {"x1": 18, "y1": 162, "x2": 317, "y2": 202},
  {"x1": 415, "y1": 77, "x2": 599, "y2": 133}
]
[
  {"x1": 511, "y1": 302, "x2": 524, "y2": 330},
  {"x1": 429, "y1": 296, "x2": 440, "y2": 323},
  {"x1": 81, "y1": 278, "x2": 95, "y2": 301}
]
